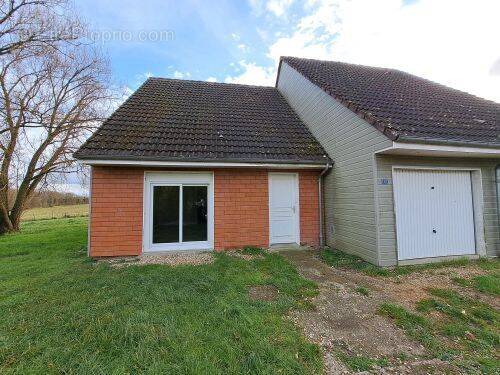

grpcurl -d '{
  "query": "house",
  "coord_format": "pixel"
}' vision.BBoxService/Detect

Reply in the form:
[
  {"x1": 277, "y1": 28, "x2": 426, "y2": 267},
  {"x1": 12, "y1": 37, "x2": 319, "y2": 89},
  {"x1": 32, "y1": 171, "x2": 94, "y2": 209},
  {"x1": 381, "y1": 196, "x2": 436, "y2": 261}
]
[
  {"x1": 75, "y1": 56, "x2": 500, "y2": 265},
  {"x1": 276, "y1": 57, "x2": 500, "y2": 266},
  {"x1": 74, "y1": 79, "x2": 331, "y2": 256}
]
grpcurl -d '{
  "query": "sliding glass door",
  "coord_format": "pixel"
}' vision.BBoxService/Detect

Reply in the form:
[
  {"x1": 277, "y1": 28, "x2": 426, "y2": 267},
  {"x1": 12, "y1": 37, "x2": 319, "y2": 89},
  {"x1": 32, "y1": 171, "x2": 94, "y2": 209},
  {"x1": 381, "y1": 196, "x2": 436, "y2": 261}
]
[
  {"x1": 145, "y1": 173, "x2": 213, "y2": 251},
  {"x1": 182, "y1": 186, "x2": 208, "y2": 242}
]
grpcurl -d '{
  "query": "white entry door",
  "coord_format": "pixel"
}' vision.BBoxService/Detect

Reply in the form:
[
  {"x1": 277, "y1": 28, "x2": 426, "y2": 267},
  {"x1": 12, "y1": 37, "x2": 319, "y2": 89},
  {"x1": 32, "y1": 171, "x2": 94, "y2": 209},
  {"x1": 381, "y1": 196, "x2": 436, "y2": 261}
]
[
  {"x1": 269, "y1": 173, "x2": 300, "y2": 244},
  {"x1": 393, "y1": 169, "x2": 476, "y2": 261}
]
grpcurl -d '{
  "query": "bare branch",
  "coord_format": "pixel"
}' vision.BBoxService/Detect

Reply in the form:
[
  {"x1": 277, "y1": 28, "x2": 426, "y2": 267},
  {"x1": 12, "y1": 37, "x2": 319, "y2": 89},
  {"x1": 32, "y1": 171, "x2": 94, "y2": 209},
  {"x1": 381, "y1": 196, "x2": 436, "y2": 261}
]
[{"x1": 0, "y1": 1, "x2": 114, "y2": 233}]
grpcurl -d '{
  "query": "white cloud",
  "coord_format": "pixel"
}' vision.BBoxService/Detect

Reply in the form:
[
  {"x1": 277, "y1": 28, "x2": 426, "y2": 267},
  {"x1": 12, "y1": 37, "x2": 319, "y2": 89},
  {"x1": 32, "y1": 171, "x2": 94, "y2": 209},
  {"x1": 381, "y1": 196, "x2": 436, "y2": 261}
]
[
  {"x1": 256, "y1": 27, "x2": 268, "y2": 40},
  {"x1": 224, "y1": 60, "x2": 275, "y2": 86},
  {"x1": 237, "y1": 43, "x2": 249, "y2": 52},
  {"x1": 248, "y1": 0, "x2": 293, "y2": 17},
  {"x1": 266, "y1": 0, "x2": 294, "y2": 17},
  {"x1": 206, "y1": 76, "x2": 217, "y2": 82},
  {"x1": 247, "y1": 0, "x2": 264, "y2": 15},
  {"x1": 172, "y1": 70, "x2": 191, "y2": 79},
  {"x1": 490, "y1": 58, "x2": 500, "y2": 76},
  {"x1": 252, "y1": 0, "x2": 500, "y2": 102},
  {"x1": 231, "y1": 32, "x2": 241, "y2": 41}
]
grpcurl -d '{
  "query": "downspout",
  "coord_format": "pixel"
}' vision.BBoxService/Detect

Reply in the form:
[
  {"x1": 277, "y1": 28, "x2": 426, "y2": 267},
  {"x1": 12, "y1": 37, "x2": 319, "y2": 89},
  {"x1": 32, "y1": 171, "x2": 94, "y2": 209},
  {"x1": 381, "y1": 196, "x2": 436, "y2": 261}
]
[
  {"x1": 496, "y1": 165, "x2": 500, "y2": 255},
  {"x1": 87, "y1": 166, "x2": 92, "y2": 257},
  {"x1": 318, "y1": 162, "x2": 332, "y2": 248}
]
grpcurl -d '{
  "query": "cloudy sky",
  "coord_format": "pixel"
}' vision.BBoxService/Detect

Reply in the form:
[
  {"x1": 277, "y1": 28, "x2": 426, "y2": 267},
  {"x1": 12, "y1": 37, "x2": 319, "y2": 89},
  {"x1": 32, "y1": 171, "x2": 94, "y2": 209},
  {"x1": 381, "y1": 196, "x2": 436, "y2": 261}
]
[
  {"x1": 63, "y1": 0, "x2": 498, "y2": 195},
  {"x1": 74, "y1": 0, "x2": 500, "y2": 102}
]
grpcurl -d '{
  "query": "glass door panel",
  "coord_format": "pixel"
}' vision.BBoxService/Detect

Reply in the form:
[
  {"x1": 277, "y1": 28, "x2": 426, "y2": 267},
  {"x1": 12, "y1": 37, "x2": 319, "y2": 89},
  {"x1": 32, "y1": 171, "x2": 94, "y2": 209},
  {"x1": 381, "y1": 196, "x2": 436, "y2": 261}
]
[
  {"x1": 182, "y1": 186, "x2": 208, "y2": 242},
  {"x1": 152, "y1": 186, "x2": 179, "y2": 244}
]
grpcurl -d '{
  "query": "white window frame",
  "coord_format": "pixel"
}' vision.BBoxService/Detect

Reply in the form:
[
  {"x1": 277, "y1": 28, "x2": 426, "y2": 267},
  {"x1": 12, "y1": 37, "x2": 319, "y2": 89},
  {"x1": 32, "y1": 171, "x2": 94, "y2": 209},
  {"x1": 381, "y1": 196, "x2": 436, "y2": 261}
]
[{"x1": 143, "y1": 172, "x2": 214, "y2": 252}]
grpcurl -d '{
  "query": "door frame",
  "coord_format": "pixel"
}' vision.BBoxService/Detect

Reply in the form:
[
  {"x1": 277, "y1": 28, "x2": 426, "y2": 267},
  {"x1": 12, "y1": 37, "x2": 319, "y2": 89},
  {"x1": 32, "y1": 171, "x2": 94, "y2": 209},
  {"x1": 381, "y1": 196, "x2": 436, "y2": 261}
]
[
  {"x1": 143, "y1": 171, "x2": 214, "y2": 252},
  {"x1": 268, "y1": 172, "x2": 300, "y2": 245},
  {"x1": 391, "y1": 165, "x2": 486, "y2": 262}
]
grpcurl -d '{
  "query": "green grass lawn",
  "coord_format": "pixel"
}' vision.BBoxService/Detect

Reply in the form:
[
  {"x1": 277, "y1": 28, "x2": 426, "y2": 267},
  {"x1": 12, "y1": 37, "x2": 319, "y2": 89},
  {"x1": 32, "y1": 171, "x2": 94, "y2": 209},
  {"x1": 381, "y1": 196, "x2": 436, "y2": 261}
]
[
  {"x1": 320, "y1": 247, "x2": 497, "y2": 277},
  {"x1": 0, "y1": 218, "x2": 322, "y2": 374}
]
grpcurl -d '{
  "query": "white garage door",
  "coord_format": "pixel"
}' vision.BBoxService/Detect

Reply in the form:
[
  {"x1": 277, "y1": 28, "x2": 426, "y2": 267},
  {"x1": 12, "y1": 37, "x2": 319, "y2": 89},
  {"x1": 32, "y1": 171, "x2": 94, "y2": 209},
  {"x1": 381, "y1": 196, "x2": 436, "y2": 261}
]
[{"x1": 393, "y1": 169, "x2": 476, "y2": 261}]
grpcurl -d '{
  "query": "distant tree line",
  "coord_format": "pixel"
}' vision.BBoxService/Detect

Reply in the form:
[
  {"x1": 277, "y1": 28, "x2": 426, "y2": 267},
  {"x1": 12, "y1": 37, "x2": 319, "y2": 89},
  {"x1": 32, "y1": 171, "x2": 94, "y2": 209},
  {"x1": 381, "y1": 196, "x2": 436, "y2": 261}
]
[{"x1": 7, "y1": 189, "x2": 88, "y2": 209}]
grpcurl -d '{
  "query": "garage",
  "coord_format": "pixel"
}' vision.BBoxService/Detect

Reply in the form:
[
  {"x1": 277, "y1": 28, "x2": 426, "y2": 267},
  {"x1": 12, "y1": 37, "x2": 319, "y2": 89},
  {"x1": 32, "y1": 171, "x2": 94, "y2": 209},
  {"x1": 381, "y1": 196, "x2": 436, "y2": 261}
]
[{"x1": 392, "y1": 168, "x2": 477, "y2": 261}]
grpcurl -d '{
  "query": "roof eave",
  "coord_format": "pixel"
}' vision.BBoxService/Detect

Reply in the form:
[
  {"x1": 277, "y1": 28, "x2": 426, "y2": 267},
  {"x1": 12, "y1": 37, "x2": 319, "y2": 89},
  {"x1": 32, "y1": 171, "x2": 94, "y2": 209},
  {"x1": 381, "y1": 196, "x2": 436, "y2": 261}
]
[
  {"x1": 74, "y1": 153, "x2": 333, "y2": 168},
  {"x1": 75, "y1": 157, "x2": 332, "y2": 169}
]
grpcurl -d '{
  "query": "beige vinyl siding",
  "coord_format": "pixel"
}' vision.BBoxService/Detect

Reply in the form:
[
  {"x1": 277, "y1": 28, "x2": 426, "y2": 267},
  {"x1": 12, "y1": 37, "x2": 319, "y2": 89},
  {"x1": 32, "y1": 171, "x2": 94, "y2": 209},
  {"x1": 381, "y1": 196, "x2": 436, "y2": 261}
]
[
  {"x1": 278, "y1": 62, "x2": 392, "y2": 264},
  {"x1": 377, "y1": 156, "x2": 500, "y2": 266}
]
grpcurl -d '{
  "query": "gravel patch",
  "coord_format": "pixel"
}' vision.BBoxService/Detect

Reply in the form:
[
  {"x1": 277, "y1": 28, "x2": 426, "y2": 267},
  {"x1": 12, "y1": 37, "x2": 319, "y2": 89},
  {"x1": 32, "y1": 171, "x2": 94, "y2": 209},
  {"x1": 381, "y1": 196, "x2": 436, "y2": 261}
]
[{"x1": 99, "y1": 252, "x2": 214, "y2": 268}]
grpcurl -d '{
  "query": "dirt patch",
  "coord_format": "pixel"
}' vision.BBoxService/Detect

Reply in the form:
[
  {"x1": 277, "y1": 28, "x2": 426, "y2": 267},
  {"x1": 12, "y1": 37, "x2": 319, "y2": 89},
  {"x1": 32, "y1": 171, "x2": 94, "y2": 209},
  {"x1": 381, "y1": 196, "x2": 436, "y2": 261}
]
[
  {"x1": 281, "y1": 250, "x2": 462, "y2": 374},
  {"x1": 227, "y1": 250, "x2": 265, "y2": 261},
  {"x1": 356, "y1": 265, "x2": 494, "y2": 311},
  {"x1": 248, "y1": 285, "x2": 279, "y2": 301},
  {"x1": 98, "y1": 252, "x2": 214, "y2": 268}
]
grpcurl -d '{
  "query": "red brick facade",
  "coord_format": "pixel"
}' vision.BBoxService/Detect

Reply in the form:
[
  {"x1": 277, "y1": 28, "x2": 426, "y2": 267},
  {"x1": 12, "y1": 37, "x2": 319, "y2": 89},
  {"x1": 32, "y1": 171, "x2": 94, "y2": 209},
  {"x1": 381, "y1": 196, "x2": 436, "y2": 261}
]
[
  {"x1": 90, "y1": 167, "x2": 143, "y2": 256},
  {"x1": 298, "y1": 170, "x2": 320, "y2": 248},
  {"x1": 213, "y1": 169, "x2": 269, "y2": 250},
  {"x1": 89, "y1": 166, "x2": 320, "y2": 256}
]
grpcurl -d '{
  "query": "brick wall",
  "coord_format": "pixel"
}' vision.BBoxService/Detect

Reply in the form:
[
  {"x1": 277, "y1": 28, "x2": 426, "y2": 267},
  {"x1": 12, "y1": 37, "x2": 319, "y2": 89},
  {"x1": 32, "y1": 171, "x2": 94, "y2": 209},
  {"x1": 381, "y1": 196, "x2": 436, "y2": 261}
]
[
  {"x1": 298, "y1": 170, "x2": 320, "y2": 247},
  {"x1": 89, "y1": 167, "x2": 320, "y2": 256},
  {"x1": 213, "y1": 169, "x2": 269, "y2": 250},
  {"x1": 90, "y1": 166, "x2": 143, "y2": 256}
]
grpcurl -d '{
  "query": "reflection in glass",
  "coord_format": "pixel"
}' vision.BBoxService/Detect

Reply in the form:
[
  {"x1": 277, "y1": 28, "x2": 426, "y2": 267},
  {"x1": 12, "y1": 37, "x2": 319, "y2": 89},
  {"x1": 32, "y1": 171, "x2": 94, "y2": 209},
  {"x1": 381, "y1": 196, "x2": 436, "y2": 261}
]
[
  {"x1": 182, "y1": 186, "x2": 207, "y2": 242},
  {"x1": 153, "y1": 186, "x2": 179, "y2": 243}
]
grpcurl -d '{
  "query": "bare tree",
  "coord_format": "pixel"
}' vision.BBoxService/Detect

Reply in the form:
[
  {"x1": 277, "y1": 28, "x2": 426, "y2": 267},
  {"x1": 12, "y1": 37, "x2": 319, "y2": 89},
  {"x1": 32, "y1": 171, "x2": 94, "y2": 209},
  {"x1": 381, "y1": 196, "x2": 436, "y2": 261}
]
[
  {"x1": 0, "y1": 0, "x2": 82, "y2": 56},
  {"x1": 0, "y1": 42, "x2": 111, "y2": 233},
  {"x1": 0, "y1": 0, "x2": 113, "y2": 233}
]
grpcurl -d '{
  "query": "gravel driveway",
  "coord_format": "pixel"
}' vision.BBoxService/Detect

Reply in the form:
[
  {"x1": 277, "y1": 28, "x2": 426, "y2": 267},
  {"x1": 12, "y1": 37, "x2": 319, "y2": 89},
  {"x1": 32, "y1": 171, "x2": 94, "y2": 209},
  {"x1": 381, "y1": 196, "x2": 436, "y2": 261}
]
[{"x1": 280, "y1": 250, "x2": 461, "y2": 374}]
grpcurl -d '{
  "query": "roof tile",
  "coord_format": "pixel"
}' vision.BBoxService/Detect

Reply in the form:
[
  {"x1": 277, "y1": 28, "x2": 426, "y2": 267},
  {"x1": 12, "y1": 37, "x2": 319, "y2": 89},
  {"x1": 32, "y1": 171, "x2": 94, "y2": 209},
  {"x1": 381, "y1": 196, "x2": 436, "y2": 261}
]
[
  {"x1": 75, "y1": 78, "x2": 330, "y2": 164},
  {"x1": 282, "y1": 57, "x2": 500, "y2": 146}
]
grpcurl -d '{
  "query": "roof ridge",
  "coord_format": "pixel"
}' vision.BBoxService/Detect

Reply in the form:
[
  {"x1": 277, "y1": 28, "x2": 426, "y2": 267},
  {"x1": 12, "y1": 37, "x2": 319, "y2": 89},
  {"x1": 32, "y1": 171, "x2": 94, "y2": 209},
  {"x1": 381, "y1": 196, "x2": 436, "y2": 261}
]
[
  {"x1": 281, "y1": 56, "x2": 500, "y2": 105},
  {"x1": 147, "y1": 77, "x2": 276, "y2": 90}
]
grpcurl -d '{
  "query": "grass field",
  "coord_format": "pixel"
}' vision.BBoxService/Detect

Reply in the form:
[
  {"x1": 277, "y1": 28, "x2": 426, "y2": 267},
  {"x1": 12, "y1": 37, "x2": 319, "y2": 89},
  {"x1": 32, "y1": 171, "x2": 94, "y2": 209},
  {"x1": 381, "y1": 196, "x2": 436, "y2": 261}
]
[
  {"x1": 21, "y1": 204, "x2": 88, "y2": 221},
  {"x1": 0, "y1": 218, "x2": 322, "y2": 374}
]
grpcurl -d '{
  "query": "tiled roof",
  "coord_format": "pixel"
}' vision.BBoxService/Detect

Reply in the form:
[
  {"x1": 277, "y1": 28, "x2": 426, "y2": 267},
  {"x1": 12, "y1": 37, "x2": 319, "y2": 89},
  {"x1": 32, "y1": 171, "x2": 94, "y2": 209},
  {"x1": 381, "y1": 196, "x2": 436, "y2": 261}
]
[
  {"x1": 74, "y1": 78, "x2": 330, "y2": 164},
  {"x1": 281, "y1": 57, "x2": 500, "y2": 146}
]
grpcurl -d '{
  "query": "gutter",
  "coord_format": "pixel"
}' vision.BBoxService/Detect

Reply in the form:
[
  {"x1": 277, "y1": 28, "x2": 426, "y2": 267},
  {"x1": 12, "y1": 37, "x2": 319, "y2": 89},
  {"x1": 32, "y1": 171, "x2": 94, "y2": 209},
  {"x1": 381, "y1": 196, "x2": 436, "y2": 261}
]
[
  {"x1": 76, "y1": 158, "x2": 329, "y2": 169},
  {"x1": 396, "y1": 136, "x2": 500, "y2": 149},
  {"x1": 318, "y1": 162, "x2": 333, "y2": 248}
]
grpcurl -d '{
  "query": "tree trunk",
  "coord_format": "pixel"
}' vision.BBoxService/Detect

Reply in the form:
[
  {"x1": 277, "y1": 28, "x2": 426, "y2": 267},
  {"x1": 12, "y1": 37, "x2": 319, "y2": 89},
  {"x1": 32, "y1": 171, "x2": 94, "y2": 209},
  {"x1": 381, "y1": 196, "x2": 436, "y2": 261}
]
[
  {"x1": 9, "y1": 211, "x2": 21, "y2": 231},
  {"x1": 0, "y1": 210, "x2": 14, "y2": 234}
]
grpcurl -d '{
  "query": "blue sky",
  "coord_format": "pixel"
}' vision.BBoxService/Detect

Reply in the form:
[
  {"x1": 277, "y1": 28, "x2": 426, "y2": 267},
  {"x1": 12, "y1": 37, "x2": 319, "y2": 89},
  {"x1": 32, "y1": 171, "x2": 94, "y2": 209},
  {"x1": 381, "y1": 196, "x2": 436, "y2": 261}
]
[
  {"x1": 74, "y1": 0, "x2": 500, "y2": 102},
  {"x1": 75, "y1": 0, "x2": 276, "y2": 88},
  {"x1": 63, "y1": 0, "x2": 499, "y2": 195}
]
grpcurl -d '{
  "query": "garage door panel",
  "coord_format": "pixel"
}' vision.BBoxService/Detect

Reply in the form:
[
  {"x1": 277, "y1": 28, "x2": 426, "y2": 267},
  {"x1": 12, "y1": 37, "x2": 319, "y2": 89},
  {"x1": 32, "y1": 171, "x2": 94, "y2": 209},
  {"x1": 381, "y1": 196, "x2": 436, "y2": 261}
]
[{"x1": 393, "y1": 169, "x2": 476, "y2": 261}]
